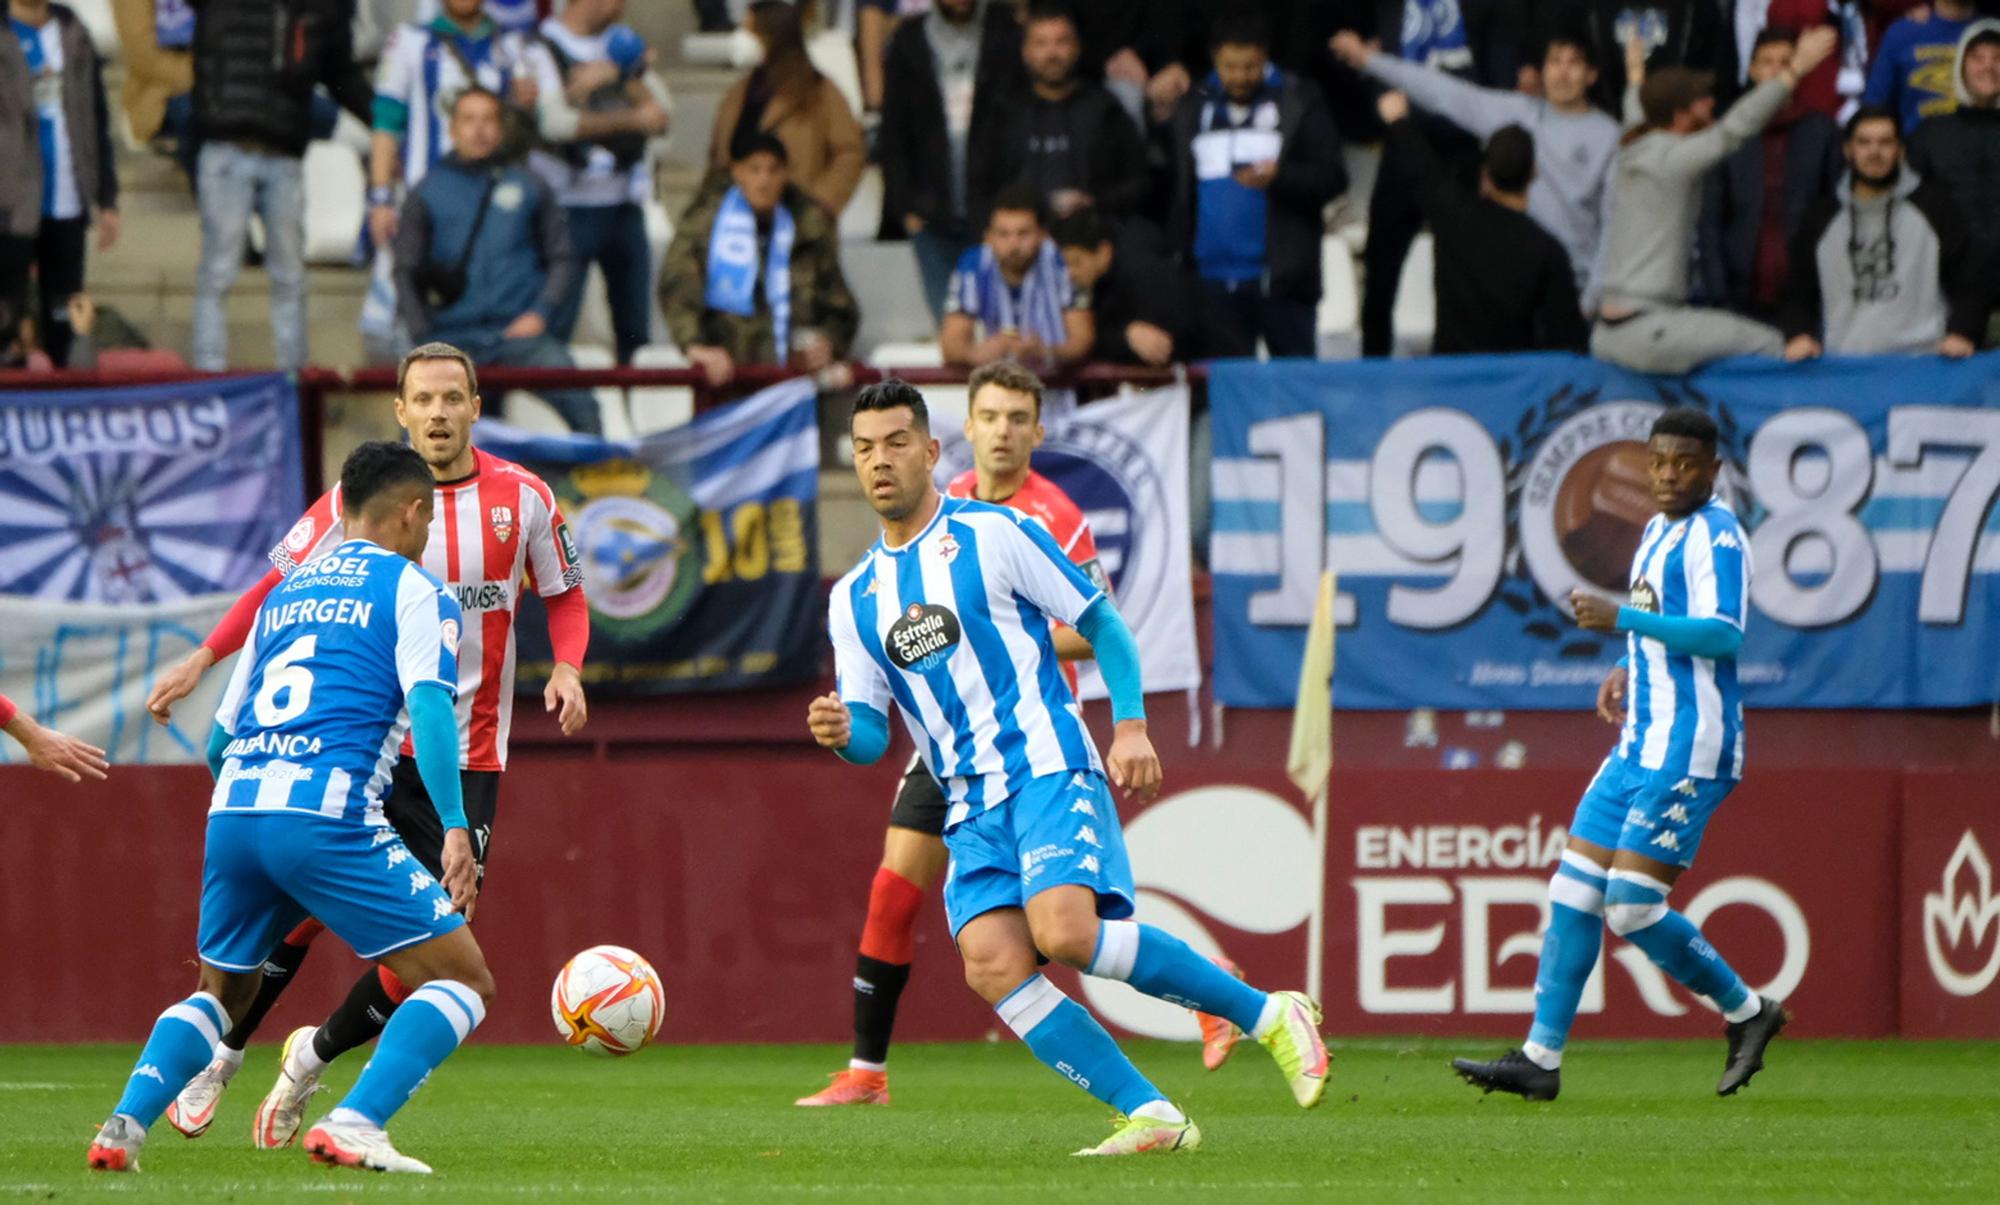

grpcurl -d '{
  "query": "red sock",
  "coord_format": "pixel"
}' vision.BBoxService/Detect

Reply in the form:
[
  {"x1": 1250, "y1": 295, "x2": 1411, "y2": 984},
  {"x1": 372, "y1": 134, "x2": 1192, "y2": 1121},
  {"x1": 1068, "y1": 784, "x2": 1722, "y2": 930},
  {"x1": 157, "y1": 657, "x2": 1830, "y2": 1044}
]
[
  {"x1": 376, "y1": 965, "x2": 413, "y2": 1004},
  {"x1": 283, "y1": 918, "x2": 326, "y2": 948},
  {"x1": 858, "y1": 867, "x2": 925, "y2": 965}
]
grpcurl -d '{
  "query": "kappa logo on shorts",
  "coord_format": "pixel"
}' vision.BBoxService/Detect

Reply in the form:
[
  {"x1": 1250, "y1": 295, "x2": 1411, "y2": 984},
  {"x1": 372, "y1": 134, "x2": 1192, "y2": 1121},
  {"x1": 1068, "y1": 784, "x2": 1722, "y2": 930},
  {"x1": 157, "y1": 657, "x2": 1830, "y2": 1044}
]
[
  {"x1": 409, "y1": 870, "x2": 436, "y2": 895},
  {"x1": 1074, "y1": 824, "x2": 1101, "y2": 848},
  {"x1": 1079, "y1": 854, "x2": 1100, "y2": 874},
  {"x1": 1664, "y1": 803, "x2": 1691, "y2": 824},
  {"x1": 1673, "y1": 779, "x2": 1699, "y2": 798},
  {"x1": 1651, "y1": 830, "x2": 1682, "y2": 852},
  {"x1": 386, "y1": 847, "x2": 411, "y2": 868},
  {"x1": 886, "y1": 602, "x2": 962, "y2": 673},
  {"x1": 432, "y1": 898, "x2": 455, "y2": 920},
  {"x1": 372, "y1": 829, "x2": 397, "y2": 847},
  {"x1": 1071, "y1": 797, "x2": 1096, "y2": 816}
]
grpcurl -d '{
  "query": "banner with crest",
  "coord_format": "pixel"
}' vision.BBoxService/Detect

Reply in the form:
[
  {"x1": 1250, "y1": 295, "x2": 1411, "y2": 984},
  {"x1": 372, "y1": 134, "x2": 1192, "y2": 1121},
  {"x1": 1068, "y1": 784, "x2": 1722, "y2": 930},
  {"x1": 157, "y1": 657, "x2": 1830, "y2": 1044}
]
[
  {"x1": 475, "y1": 378, "x2": 822, "y2": 695},
  {"x1": 1209, "y1": 353, "x2": 2000, "y2": 709}
]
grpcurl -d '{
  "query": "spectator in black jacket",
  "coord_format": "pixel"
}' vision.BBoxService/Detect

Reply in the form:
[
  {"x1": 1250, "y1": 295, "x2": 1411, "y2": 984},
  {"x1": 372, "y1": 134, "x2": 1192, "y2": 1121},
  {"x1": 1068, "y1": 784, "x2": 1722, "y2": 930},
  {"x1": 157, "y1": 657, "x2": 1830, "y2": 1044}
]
[
  {"x1": 1697, "y1": 27, "x2": 1844, "y2": 323},
  {"x1": 877, "y1": 0, "x2": 1022, "y2": 320},
  {"x1": 1379, "y1": 91, "x2": 1588, "y2": 353},
  {"x1": 1779, "y1": 105, "x2": 1982, "y2": 360},
  {"x1": 0, "y1": 0, "x2": 118, "y2": 369},
  {"x1": 966, "y1": 2, "x2": 1150, "y2": 233},
  {"x1": 1168, "y1": 16, "x2": 1346, "y2": 358},
  {"x1": 1908, "y1": 20, "x2": 2000, "y2": 341},
  {"x1": 1052, "y1": 208, "x2": 1251, "y2": 364},
  {"x1": 189, "y1": 0, "x2": 373, "y2": 371}
]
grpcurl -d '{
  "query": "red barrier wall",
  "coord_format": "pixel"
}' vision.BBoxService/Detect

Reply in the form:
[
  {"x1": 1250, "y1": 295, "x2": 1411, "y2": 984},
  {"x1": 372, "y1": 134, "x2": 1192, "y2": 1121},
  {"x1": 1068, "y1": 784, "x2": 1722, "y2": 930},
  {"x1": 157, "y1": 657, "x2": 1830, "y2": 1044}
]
[{"x1": 2, "y1": 696, "x2": 1994, "y2": 1044}]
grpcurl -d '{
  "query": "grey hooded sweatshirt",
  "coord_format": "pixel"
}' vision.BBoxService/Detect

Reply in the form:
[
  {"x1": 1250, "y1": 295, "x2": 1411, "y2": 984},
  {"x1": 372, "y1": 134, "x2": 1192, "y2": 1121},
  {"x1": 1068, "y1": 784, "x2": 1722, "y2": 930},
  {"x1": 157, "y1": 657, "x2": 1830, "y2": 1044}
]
[{"x1": 1778, "y1": 167, "x2": 1984, "y2": 354}]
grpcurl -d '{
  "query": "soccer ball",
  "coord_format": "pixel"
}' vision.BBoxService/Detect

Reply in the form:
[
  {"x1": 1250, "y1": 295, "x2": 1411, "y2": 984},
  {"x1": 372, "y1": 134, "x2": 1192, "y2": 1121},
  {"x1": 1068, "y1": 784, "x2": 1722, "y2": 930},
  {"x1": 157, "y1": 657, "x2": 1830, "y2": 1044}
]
[{"x1": 550, "y1": 945, "x2": 665, "y2": 1056}]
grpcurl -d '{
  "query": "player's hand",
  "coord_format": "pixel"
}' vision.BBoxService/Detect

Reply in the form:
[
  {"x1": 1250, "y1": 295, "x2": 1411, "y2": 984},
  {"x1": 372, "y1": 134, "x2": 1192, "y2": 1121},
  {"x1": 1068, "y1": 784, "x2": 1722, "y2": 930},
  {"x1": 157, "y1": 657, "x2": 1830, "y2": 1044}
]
[
  {"x1": 807, "y1": 692, "x2": 851, "y2": 750},
  {"x1": 545, "y1": 662, "x2": 588, "y2": 736},
  {"x1": 1105, "y1": 719, "x2": 1161, "y2": 803},
  {"x1": 441, "y1": 827, "x2": 479, "y2": 918},
  {"x1": 1570, "y1": 589, "x2": 1622, "y2": 632},
  {"x1": 10, "y1": 717, "x2": 110, "y2": 782},
  {"x1": 148, "y1": 646, "x2": 216, "y2": 725},
  {"x1": 1596, "y1": 663, "x2": 1628, "y2": 725}
]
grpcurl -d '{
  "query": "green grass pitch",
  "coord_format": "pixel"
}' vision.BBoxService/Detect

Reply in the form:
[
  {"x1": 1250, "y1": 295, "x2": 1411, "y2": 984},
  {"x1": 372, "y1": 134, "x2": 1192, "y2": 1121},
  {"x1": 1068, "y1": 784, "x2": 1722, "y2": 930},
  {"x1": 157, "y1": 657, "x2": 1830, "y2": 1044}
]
[{"x1": 3, "y1": 1039, "x2": 1996, "y2": 1202}]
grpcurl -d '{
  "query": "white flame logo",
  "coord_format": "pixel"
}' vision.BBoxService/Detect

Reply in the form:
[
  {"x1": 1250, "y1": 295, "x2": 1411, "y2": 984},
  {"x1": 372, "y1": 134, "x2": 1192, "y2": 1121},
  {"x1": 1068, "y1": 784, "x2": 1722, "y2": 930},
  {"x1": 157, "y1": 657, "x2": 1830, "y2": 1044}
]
[{"x1": 1923, "y1": 831, "x2": 2000, "y2": 997}]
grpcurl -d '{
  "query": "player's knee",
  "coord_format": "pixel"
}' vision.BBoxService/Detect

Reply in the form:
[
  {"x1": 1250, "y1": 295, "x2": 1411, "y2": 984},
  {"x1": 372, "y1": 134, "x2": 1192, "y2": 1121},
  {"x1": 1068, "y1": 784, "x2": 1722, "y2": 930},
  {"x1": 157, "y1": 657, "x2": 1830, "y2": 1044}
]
[
  {"x1": 1604, "y1": 901, "x2": 1666, "y2": 937},
  {"x1": 960, "y1": 946, "x2": 1035, "y2": 1004},
  {"x1": 1026, "y1": 915, "x2": 1099, "y2": 970},
  {"x1": 454, "y1": 962, "x2": 497, "y2": 1007}
]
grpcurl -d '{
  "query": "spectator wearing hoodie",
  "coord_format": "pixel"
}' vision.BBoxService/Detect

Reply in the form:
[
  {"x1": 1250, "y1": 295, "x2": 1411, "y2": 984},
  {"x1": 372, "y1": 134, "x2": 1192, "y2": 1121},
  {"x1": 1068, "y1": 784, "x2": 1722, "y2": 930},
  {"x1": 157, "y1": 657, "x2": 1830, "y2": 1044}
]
[
  {"x1": 1908, "y1": 19, "x2": 2000, "y2": 339},
  {"x1": 1590, "y1": 24, "x2": 1839, "y2": 374},
  {"x1": 968, "y1": 2, "x2": 1150, "y2": 230},
  {"x1": 1864, "y1": 0, "x2": 1980, "y2": 131},
  {"x1": 1697, "y1": 27, "x2": 1845, "y2": 323},
  {"x1": 1336, "y1": 28, "x2": 1618, "y2": 296},
  {"x1": 1778, "y1": 105, "x2": 1981, "y2": 358},
  {"x1": 1168, "y1": 15, "x2": 1346, "y2": 359}
]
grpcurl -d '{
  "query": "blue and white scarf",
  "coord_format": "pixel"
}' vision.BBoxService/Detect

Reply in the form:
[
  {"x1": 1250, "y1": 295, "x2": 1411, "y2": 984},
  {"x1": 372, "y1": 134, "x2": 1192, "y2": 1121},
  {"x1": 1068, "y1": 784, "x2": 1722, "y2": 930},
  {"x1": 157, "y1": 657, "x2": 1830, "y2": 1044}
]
[
  {"x1": 1401, "y1": 0, "x2": 1472, "y2": 72},
  {"x1": 707, "y1": 186, "x2": 795, "y2": 355},
  {"x1": 949, "y1": 240, "x2": 1073, "y2": 347}
]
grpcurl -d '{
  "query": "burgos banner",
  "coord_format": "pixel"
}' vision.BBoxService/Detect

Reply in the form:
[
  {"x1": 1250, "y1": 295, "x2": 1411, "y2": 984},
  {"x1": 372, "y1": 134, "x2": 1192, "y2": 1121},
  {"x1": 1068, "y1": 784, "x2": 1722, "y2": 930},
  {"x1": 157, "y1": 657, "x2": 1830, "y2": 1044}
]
[{"x1": 1209, "y1": 353, "x2": 2000, "y2": 709}]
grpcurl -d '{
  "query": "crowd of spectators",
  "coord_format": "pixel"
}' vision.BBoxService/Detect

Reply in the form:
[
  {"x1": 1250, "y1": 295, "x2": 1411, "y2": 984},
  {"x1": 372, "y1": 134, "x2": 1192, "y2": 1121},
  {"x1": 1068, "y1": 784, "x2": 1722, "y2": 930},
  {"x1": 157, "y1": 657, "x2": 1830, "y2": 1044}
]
[{"x1": 1, "y1": 0, "x2": 1995, "y2": 423}]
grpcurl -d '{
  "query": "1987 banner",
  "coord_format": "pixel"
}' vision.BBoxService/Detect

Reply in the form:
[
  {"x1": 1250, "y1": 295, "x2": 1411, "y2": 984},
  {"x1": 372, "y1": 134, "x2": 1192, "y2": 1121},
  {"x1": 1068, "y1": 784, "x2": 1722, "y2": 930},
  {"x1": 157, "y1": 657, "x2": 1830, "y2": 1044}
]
[{"x1": 1209, "y1": 353, "x2": 2000, "y2": 709}]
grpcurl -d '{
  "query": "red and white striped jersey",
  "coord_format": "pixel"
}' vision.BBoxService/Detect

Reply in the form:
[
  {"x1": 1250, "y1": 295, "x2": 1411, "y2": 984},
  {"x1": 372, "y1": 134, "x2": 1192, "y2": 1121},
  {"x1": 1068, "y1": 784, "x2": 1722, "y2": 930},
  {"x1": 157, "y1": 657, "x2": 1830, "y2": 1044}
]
[{"x1": 270, "y1": 447, "x2": 582, "y2": 770}]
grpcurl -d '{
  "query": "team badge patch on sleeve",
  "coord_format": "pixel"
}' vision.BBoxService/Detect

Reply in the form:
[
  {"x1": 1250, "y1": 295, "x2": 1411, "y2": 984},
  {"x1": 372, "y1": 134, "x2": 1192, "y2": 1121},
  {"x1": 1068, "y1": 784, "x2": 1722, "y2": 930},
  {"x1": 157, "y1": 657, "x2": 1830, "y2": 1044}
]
[{"x1": 441, "y1": 617, "x2": 462, "y2": 655}]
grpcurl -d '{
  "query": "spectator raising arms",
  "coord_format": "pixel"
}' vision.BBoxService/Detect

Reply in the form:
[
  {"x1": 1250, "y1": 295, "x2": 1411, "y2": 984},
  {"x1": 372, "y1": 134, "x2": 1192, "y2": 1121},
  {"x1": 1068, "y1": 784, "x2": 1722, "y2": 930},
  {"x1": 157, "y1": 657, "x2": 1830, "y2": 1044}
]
[
  {"x1": 1780, "y1": 105, "x2": 1983, "y2": 360},
  {"x1": 709, "y1": 0, "x2": 865, "y2": 219},
  {"x1": 1696, "y1": 27, "x2": 1845, "y2": 325},
  {"x1": 1336, "y1": 28, "x2": 1616, "y2": 299},
  {"x1": 1865, "y1": 0, "x2": 1981, "y2": 132},
  {"x1": 1908, "y1": 20, "x2": 2000, "y2": 341},
  {"x1": 1169, "y1": 15, "x2": 1345, "y2": 360},
  {"x1": 878, "y1": 0, "x2": 1023, "y2": 320},
  {"x1": 1590, "y1": 25, "x2": 1839, "y2": 375},
  {"x1": 940, "y1": 185, "x2": 1093, "y2": 383},
  {"x1": 525, "y1": 0, "x2": 672, "y2": 365},
  {"x1": 1379, "y1": 91, "x2": 1588, "y2": 354},
  {"x1": 661, "y1": 134, "x2": 860, "y2": 389},
  {"x1": 0, "y1": 0, "x2": 118, "y2": 369},
  {"x1": 189, "y1": 0, "x2": 374, "y2": 372},
  {"x1": 393, "y1": 87, "x2": 603, "y2": 435},
  {"x1": 967, "y1": 1, "x2": 1149, "y2": 229}
]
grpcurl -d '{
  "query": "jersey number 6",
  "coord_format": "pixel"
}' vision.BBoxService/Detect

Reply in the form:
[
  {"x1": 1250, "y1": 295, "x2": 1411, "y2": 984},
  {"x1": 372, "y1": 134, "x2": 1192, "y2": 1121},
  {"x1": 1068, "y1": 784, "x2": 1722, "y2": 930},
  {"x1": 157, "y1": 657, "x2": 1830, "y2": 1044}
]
[{"x1": 254, "y1": 636, "x2": 319, "y2": 726}]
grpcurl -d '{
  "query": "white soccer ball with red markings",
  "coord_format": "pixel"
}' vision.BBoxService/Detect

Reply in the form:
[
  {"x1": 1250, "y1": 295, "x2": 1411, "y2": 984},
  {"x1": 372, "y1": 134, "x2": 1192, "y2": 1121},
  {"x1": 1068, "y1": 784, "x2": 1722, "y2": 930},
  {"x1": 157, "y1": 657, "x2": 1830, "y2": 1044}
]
[{"x1": 550, "y1": 945, "x2": 665, "y2": 1056}]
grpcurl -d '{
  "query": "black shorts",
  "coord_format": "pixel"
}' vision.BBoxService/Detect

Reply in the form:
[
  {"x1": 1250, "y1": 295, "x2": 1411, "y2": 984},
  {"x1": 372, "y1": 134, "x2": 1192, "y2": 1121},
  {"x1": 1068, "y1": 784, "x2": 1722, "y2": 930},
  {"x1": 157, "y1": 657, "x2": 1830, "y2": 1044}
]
[
  {"x1": 385, "y1": 757, "x2": 502, "y2": 885},
  {"x1": 888, "y1": 754, "x2": 948, "y2": 838}
]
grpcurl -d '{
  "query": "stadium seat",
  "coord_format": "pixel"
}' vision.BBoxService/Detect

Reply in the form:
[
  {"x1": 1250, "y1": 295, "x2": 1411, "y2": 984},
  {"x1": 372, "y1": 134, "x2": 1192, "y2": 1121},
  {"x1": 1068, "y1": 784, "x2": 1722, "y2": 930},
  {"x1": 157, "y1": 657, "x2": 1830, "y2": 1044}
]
[
  {"x1": 627, "y1": 344, "x2": 696, "y2": 435},
  {"x1": 842, "y1": 241, "x2": 933, "y2": 359},
  {"x1": 866, "y1": 342, "x2": 944, "y2": 369},
  {"x1": 302, "y1": 141, "x2": 366, "y2": 265},
  {"x1": 1392, "y1": 232, "x2": 1437, "y2": 357},
  {"x1": 687, "y1": 27, "x2": 863, "y2": 117},
  {"x1": 568, "y1": 343, "x2": 634, "y2": 441},
  {"x1": 840, "y1": 167, "x2": 883, "y2": 243},
  {"x1": 1315, "y1": 235, "x2": 1360, "y2": 360}
]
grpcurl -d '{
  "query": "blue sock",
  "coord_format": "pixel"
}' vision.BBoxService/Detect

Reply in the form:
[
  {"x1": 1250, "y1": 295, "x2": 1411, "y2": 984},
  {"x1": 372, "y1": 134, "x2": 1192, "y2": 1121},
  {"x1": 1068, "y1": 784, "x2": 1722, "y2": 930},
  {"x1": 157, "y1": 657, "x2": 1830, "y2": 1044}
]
[
  {"x1": 997, "y1": 974, "x2": 1163, "y2": 1116},
  {"x1": 113, "y1": 992, "x2": 231, "y2": 1127},
  {"x1": 1088, "y1": 920, "x2": 1270, "y2": 1034},
  {"x1": 1526, "y1": 855, "x2": 1608, "y2": 1056},
  {"x1": 337, "y1": 980, "x2": 485, "y2": 1128},
  {"x1": 1606, "y1": 871, "x2": 1753, "y2": 1015}
]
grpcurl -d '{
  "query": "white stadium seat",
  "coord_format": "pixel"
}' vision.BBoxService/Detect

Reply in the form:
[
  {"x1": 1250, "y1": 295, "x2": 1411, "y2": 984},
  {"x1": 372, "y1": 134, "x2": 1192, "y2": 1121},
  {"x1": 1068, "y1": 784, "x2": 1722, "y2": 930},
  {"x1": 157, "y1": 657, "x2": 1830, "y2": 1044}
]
[
  {"x1": 302, "y1": 141, "x2": 366, "y2": 265},
  {"x1": 628, "y1": 344, "x2": 697, "y2": 435}
]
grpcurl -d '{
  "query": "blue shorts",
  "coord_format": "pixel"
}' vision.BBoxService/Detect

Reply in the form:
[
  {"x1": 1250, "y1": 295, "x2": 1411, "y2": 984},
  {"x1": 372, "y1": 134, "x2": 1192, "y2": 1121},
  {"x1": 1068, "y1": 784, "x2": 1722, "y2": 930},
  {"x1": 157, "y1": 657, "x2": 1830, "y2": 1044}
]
[
  {"x1": 1569, "y1": 755, "x2": 1737, "y2": 868},
  {"x1": 942, "y1": 770, "x2": 1136, "y2": 939},
  {"x1": 197, "y1": 813, "x2": 466, "y2": 972}
]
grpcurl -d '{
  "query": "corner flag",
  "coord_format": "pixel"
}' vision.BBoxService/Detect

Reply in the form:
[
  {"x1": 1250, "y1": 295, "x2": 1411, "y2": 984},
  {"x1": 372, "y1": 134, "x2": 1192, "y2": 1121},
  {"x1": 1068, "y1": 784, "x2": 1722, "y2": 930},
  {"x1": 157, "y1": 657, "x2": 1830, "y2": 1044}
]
[{"x1": 1287, "y1": 571, "x2": 1336, "y2": 1000}]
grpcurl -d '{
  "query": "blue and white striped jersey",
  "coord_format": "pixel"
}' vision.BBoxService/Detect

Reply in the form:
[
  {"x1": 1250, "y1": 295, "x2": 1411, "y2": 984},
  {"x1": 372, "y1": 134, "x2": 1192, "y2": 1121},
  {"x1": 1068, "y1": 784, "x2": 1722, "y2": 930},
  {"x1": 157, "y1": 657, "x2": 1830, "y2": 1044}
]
[
  {"x1": 211, "y1": 540, "x2": 461, "y2": 825},
  {"x1": 1619, "y1": 497, "x2": 1751, "y2": 780},
  {"x1": 830, "y1": 498, "x2": 1106, "y2": 828}
]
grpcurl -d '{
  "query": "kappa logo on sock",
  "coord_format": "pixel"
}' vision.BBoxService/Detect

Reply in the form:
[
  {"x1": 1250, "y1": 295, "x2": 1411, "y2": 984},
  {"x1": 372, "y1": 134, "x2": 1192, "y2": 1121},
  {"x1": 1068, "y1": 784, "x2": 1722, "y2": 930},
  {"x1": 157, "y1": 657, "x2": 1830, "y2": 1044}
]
[
  {"x1": 1651, "y1": 830, "x2": 1681, "y2": 852},
  {"x1": 134, "y1": 1064, "x2": 166, "y2": 1083},
  {"x1": 1664, "y1": 803, "x2": 1691, "y2": 824}
]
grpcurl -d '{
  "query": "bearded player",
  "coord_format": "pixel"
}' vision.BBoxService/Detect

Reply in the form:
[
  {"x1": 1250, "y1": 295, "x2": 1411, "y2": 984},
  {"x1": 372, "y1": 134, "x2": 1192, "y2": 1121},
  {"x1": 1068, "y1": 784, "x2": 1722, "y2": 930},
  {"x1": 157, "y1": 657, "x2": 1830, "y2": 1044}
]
[
  {"x1": 811, "y1": 378, "x2": 1326, "y2": 1155},
  {"x1": 143, "y1": 342, "x2": 591, "y2": 1148},
  {"x1": 798, "y1": 361, "x2": 1240, "y2": 1108},
  {"x1": 1452, "y1": 406, "x2": 1787, "y2": 1101}
]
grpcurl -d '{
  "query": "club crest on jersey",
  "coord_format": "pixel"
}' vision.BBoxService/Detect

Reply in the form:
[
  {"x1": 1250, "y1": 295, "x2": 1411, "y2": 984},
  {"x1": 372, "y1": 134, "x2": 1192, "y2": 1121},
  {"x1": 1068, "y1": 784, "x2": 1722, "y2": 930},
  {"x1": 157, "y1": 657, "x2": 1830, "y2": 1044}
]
[
  {"x1": 886, "y1": 602, "x2": 962, "y2": 673},
  {"x1": 936, "y1": 532, "x2": 960, "y2": 563},
  {"x1": 490, "y1": 505, "x2": 514, "y2": 543}
]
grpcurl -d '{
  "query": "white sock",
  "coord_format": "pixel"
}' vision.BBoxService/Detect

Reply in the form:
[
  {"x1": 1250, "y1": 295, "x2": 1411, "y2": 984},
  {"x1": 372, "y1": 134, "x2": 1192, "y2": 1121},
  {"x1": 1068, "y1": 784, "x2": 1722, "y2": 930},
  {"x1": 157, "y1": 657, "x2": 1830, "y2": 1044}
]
[
  {"x1": 1522, "y1": 1041, "x2": 1562, "y2": 1071},
  {"x1": 214, "y1": 1045, "x2": 246, "y2": 1074},
  {"x1": 847, "y1": 1058, "x2": 886, "y2": 1073},
  {"x1": 1722, "y1": 995, "x2": 1763, "y2": 1024},
  {"x1": 1249, "y1": 994, "x2": 1284, "y2": 1041},
  {"x1": 1130, "y1": 1099, "x2": 1185, "y2": 1124},
  {"x1": 324, "y1": 1106, "x2": 374, "y2": 1129},
  {"x1": 291, "y1": 1028, "x2": 328, "y2": 1076}
]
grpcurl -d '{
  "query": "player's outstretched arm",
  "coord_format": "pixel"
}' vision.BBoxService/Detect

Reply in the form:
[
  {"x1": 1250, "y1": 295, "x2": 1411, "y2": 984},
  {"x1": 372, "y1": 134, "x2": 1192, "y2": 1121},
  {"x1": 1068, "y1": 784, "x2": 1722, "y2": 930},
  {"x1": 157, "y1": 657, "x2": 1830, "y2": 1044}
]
[
  {"x1": 408, "y1": 682, "x2": 478, "y2": 915},
  {"x1": 1, "y1": 694, "x2": 109, "y2": 783},
  {"x1": 1074, "y1": 597, "x2": 1160, "y2": 802}
]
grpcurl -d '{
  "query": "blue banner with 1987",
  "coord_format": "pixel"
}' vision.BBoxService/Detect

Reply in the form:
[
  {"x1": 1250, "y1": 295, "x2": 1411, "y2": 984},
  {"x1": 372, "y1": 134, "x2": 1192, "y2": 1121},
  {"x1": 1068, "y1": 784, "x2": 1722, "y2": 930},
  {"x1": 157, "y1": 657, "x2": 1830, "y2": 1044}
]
[{"x1": 1209, "y1": 353, "x2": 2000, "y2": 709}]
